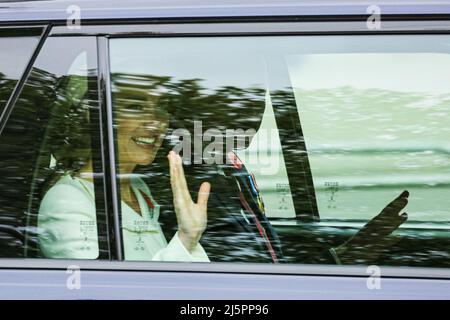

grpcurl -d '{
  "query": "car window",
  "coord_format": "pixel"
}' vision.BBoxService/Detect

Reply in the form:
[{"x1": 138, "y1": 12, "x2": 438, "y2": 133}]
[
  {"x1": 109, "y1": 37, "x2": 297, "y2": 263},
  {"x1": 109, "y1": 38, "x2": 296, "y2": 219},
  {"x1": 0, "y1": 28, "x2": 41, "y2": 113},
  {"x1": 0, "y1": 36, "x2": 109, "y2": 259},
  {"x1": 106, "y1": 35, "x2": 449, "y2": 267}
]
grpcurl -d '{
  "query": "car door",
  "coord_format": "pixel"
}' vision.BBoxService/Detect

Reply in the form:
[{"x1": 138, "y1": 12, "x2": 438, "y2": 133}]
[{"x1": 0, "y1": 15, "x2": 449, "y2": 300}]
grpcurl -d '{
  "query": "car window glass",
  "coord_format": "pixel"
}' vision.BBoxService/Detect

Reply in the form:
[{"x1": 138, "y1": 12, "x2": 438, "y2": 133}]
[
  {"x1": 108, "y1": 36, "x2": 450, "y2": 268},
  {"x1": 110, "y1": 37, "x2": 295, "y2": 263}
]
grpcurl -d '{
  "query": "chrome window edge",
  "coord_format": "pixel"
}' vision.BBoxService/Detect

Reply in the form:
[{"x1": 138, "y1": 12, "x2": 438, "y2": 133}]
[
  {"x1": 49, "y1": 20, "x2": 450, "y2": 37},
  {"x1": 97, "y1": 36, "x2": 123, "y2": 261},
  {"x1": 0, "y1": 258, "x2": 448, "y2": 280},
  {"x1": 271, "y1": 220, "x2": 450, "y2": 231}
]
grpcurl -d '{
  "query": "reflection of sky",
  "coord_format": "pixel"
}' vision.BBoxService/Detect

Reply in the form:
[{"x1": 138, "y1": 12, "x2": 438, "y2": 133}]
[
  {"x1": 0, "y1": 37, "x2": 38, "y2": 79},
  {"x1": 287, "y1": 53, "x2": 450, "y2": 94},
  {"x1": 287, "y1": 52, "x2": 450, "y2": 222},
  {"x1": 110, "y1": 35, "x2": 450, "y2": 92},
  {"x1": 110, "y1": 37, "x2": 267, "y2": 90},
  {"x1": 287, "y1": 53, "x2": 450, "y2": 148},
  {"x1": 35, "y1": 37, "x2": 96, "y2": 77}
]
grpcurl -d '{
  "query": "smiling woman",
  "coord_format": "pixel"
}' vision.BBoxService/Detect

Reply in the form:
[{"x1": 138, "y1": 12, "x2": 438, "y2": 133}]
[
  {"x1": 38, "y1": 76, "x2": 211, "y2": 262},
  {"x1": 110, "y1": 86, "x2": 211, "y2": 261},
  {"x1": 113, "y1": 88, "x2": 169, "y2": 173}
]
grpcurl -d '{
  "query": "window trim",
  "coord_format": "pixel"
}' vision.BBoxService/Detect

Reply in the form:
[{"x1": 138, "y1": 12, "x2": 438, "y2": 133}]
[
  {"x1": 0, "y1": 258, "x2": 448, "y2": 280},
  {"x1": 49, "y1": 20, "x2": 450, "y2": 37},
  {"x1": 97, "y1": 36, "x2": 124, "y2": 261}
]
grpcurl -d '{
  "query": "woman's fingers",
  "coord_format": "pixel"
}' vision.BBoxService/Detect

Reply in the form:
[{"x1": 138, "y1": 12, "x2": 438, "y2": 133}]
[
  {"x1": 197, "y1": 182, "x2": 211, "y2": 207},
  {"x1": 168, "y1": 151, "x2": 177, "y2": 189},
  {"x1": 169, "y1": 151, "x2": 207, "y2": 207},
  {"x1": 168, "y1": 151, "x2": 189, "y2": 207},
  {"x1": 172, "y1": 152, "x2": 191, "y2": 202},
  {"x1": 167, "y1": 151, "x2": 209, "y2": 251},
  {"x1": 168, "y1": 151, "x2": 210, "y2": 208}
]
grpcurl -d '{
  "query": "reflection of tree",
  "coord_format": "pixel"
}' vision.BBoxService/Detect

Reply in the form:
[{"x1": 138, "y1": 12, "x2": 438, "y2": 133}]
[
  {"x1": 0, "y1": 67, "x2": 58, "y2": 258},
  {"x1": 111, "y1": 72, "x2": 269, "y2": 187},
  {"x1": 0, "y1": 72, "x2": 18, "y2": 112},
  {"x1": 112, "y1": 73, "x2": 285, "y2": 263},
  {"x1": 0, "y1": 66, "x2": 101, "y2": 258},
  {"x1": 111, "y1": 73, "x2": 267, "y2": 137},
  {"x1": 0, "y1": 66, "x2": 58, "y2": 191}
]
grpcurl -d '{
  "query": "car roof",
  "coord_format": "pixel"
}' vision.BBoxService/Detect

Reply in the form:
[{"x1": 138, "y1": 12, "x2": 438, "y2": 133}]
[{"x1": 1, "y1": 0, "x2": 450, "y2": 23}]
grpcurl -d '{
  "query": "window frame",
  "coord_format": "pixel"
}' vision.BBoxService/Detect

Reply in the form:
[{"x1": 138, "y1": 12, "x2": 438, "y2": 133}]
[
  {"x1": 0, "y1": 18, "x2": 448, "y2": 277},
  {"x1": 0, "y1": 257, "x2": 449, "y2": 280}
]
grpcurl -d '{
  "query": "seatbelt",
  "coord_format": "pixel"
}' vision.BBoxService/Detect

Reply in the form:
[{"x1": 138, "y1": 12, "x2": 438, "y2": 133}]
[{"x1": 225, "y1": 151, "x2": 279, "y2": 263}]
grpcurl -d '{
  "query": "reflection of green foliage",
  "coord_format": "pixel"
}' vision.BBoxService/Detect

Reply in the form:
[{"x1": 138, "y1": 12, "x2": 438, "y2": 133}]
[
  {"x1": 0, "y1": 67, "x2": 58, "y2": 187},
  {"x1": 0, "y1": 67, "x2": 59, "y2": 258},
  {"x1": 0, "y1": 67, "x2": 99, "y2": 213},
  {"x1": 0, "y1": 72, "x2": 18, "y2": 113},
  {"x1": 111, "y1": 72, "x2": 266, "y2": 133}
]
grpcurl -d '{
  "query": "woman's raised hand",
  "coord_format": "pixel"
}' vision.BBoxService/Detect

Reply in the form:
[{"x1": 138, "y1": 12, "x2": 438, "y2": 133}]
[{"x1": 167, "y1": 151, "x2": 211, "y2": 252}]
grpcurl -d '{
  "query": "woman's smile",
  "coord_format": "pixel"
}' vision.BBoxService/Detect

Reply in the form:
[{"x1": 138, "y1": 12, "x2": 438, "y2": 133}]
[
  {"x1": 131, "y1": 136, "x2": 157, "y2": 148},
  {"x1": 114, "y1": 90, "x2": 170, "y2": 169}
]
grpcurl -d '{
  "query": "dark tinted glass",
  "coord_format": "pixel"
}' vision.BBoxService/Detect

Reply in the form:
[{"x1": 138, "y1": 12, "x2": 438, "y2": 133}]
[
  {"x1": 0, "y1": 37, "x2": 109, "y2": 259},
  {"x1": 0, "y1": 28, "x2": 41, "y2": 113}
]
